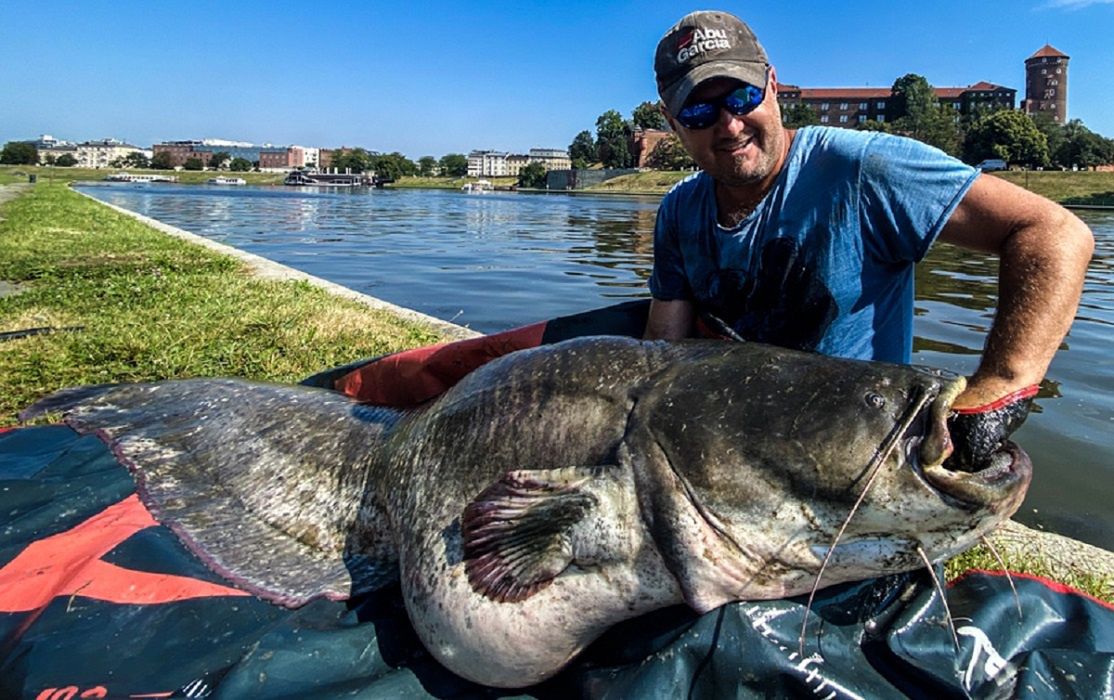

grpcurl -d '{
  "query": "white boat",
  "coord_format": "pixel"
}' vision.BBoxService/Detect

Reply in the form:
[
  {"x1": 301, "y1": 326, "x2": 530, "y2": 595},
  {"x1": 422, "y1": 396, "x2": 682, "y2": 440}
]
[
  {"x1": 461, "y1": 179, "x2": 494, "y2": 193},
  {"x1": 104, "y1": 172, "x2": 178, "y2": 183},
  {"x1": 207, "y1": 176, "x2": 247, "y2": 185}
]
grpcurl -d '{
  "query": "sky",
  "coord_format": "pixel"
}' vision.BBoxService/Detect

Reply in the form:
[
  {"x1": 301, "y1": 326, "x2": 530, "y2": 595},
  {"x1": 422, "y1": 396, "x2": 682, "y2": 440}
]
[{"x1": 2, "y1": 0, "x2": 1112, "y2": 159}]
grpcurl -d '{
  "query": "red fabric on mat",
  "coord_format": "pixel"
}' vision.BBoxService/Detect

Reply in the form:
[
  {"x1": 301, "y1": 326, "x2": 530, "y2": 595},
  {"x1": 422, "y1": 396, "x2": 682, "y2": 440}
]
[{"x1": 336, "y1": 322, "x2": 547, "y2": 408}]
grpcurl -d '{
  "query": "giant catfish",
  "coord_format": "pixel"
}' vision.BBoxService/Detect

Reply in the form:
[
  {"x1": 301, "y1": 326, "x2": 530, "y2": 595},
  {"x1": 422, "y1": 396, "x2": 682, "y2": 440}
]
[{"x1": 21, "y1": 336, "x2": 1031, "y2": 687}]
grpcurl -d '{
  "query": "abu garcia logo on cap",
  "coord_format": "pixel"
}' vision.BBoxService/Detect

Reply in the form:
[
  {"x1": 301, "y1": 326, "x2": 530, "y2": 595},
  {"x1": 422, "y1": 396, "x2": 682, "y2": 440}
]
[{"x1": 676, "y1": 27, "x2": 731, "y2": 63}]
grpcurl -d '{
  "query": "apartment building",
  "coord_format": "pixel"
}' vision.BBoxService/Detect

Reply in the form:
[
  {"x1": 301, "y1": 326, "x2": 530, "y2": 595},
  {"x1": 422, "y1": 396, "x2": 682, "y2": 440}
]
[
  {"x1": 152, "y1": 139, "x2": 289, "y2": 168},
  {"x1": 76, "y1": 139, "x2": 147, "y2": 169},
  {"x1": 468, "y1": 148, "x2": 571, "y2": 177}
]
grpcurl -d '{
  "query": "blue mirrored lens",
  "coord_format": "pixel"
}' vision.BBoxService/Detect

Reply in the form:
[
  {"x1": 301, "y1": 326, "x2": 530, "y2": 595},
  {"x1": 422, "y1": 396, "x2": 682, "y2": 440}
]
[
  {"x1": 676, "y1": 102, "x2": 718, "y2": 129},
  {"x1": 724, "y1": 85, "x2": 764, "y2": 114},
  {"x1": 677, "y1": 83, "x2": 765, "y2": 130}
]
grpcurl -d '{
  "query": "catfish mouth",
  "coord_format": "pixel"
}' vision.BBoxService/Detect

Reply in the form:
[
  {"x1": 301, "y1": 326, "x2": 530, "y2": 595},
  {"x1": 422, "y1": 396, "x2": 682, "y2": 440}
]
[
  {"x1": 920, "y1": 441, "x2": 1032, "y2": 511},
  {"x1": 911, "y1": 382, "x2": 1034, "y2": 510}
]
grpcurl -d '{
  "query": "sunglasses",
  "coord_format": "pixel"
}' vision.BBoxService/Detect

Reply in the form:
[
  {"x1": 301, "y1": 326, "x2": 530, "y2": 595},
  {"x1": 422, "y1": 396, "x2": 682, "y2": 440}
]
[{"x1": 675, "y1": 76, "x2": 768, "y2": 130}]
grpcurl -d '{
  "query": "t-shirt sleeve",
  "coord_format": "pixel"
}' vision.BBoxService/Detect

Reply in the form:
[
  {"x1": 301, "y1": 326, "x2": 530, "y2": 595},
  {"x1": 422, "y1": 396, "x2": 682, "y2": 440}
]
[
  {"x1": 858, "y1": 133, "x2": 979, "y2": 263},
  {"x1": 648, "y1": 194, "x2": 692, "y2": 301}
]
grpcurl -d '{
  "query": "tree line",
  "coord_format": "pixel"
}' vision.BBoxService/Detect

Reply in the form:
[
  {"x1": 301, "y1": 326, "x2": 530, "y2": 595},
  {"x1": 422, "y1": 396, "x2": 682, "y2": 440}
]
[
  {"x1": 785, "y1": 73, "x2": 1113, "y2": 170},
  {"x1": 569, "y1": 73, "x2": 1114, "y2": 172}
]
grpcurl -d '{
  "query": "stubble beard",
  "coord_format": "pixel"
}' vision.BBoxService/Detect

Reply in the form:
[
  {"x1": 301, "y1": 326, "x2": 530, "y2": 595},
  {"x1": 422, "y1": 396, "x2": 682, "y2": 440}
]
[{"x1": 713, "y1": 127, "x2": 785, "y2": 188}]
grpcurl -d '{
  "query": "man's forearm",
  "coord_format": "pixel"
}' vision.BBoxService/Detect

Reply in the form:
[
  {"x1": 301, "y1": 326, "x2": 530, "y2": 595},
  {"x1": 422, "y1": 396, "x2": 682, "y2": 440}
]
[{"x1": 961, "y1": 208, "x2": 1093, "y2": 406}]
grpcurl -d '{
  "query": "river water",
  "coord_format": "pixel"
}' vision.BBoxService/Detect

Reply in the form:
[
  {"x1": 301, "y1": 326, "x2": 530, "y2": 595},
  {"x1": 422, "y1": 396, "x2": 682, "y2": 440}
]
[{"x1": 76, "y1": 182, "x2": 1113, "y2": 549}]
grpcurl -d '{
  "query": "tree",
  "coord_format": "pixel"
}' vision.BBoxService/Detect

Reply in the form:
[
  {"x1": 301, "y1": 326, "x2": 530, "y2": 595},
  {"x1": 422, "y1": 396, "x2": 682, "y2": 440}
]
[
  {"x1": 183, "y1": 157, "x2": 204, "y2": 171},
  {"x1": 962, "y1": 110, "x2": 1049, "y2": 169},
  {"x1": 595, "y1": 110, "x2": 633, "y2": 168},
  {"x1": 1055, "y1": 119, "x2": 1113, "y2": 169},
  {"x1": 856, "y1": 119, "x2": 893, "y2": 133},
  {"x1": 208, "y1": 151, "x2": 231, "y2": 170},
  {"x1": 1030, "y1": 112, "x2": 1066, "y2": 167},
  {"x1": 122, "y1": 151, "x2": 150, "y2": 169},
  {"x1": 1, "y1": 141, "x2": 38, "y2": 165},
  {"x1": 782, "y1": 103, "x2": 820, "y2": 129},
  {"x1": 150, "y1": 151, "x2": 174, "y2": 170},
  {"x1": 439, "y1": 153, "x2": 468, "y2": 177},
  {"x1": 418, "y1": 156, "x2": 438, "y2": 176},
  {"x1": 229, "y1": 157, "x2": 252, "y2": 172},
  {"x1": 55, "y1": 153, "x2": 78, "y2": 167},
  {"x1": 109, "y1": 153, "x2": 146, "y2": 169},
  {"x1": 889, "y1": 74, "x2": 936, "y2": 124},
  {"x1": 370, "y1": 152, "x2": 417, "y2": 181},
  {"x1": 645, "y1": 134, "x2": 695, "y2": 171},
  {"x1": 331, "y1": 148, "x2": 373, "y2": 173},
  {"x1": 568, "y1": 130, "x2": 596, "y2": 169},
  {"x1": 518, "y1": 161, "x2": 547, "y2": 188},
  {"x1": 632, "y1": 101, "x2": 666, "y2": 131},
  {"x1": 888, "y1": 74, "x2": 961, "y2": 155}
]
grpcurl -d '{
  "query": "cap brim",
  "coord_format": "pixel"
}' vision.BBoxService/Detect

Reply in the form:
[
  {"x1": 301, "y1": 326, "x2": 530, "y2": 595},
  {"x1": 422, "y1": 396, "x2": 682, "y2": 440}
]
[{"x1": 662, "y1": 61, "x2": 768, "y2": 116}]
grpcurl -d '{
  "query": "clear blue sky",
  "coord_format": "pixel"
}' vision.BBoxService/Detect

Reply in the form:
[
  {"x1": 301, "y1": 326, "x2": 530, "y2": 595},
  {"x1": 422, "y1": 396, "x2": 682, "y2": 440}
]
[{"x1": 2, "y1": 0, "x2": 1111, "y2": 158}]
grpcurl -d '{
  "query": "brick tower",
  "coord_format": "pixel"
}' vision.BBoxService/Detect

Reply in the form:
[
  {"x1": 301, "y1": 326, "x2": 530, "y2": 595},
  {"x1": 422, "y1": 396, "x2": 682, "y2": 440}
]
[{"x1": 1024, "y1": 45, "x2": 1069, "y2": 123}]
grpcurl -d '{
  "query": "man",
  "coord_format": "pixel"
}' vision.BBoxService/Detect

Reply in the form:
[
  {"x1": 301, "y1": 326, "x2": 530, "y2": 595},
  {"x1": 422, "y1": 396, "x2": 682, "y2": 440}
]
[{"x1": 646, "y1": 11, "x2": 1093, "y2": 467}]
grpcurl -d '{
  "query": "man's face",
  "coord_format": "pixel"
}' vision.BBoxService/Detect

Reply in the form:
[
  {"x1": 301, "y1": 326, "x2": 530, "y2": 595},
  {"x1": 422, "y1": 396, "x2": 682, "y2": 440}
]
[{"x1": 665, "y1": 70, "x2": 787, "y2": 188}]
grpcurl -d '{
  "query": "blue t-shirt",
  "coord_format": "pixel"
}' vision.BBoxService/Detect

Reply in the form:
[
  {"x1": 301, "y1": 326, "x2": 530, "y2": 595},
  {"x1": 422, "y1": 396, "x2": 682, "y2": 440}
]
[{"x1": 648, "y1": 126, "x2": 979, "y2": 363}]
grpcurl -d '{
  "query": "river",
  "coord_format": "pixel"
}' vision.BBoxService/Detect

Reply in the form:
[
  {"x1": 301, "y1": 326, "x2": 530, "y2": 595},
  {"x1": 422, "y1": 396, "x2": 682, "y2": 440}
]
[{"x1": 76, "y1": 182, "x2": 1113, "y2": 549}]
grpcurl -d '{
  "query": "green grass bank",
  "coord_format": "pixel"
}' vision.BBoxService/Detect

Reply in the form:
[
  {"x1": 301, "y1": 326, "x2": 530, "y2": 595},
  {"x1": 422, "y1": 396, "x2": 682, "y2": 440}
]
[{"x1": 0, "y1": 183, "x2": 444, "y2": 424}]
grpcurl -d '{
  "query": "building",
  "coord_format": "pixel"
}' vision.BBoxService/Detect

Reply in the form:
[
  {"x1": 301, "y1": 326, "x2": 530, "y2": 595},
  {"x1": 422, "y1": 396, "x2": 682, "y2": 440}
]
[
  {"x1": 258, "y1": 146, "x2": 307, "y2": 172},
  {"x1": 468, "y1": 148, "x2": 571, "y2": 177},
  {"x1": 527, "y1": 148, "x2": 571, "y2": 171},
  {"x1": 505, "y1": 153, "x2": 531, "y2": 177},
  {"x1": 777, "y1": 82, "x2": 1016, "y2": 127},
  {"x1": 152, "y1": 139, "x2": 291, "y2": 168},
  {"x1": 29, "y1": 134, "x2": 78, "y2": 164},
  {"x1": 1024, "y1": 45, "x2": 1069, "y2": 124},
  {"x1": 467, "y1": 150, "x2": 510, "y2": 177},
  {"x1": 631, "y1": 129, "x2": 672, "y2": 167},
  {"x1": 75, "y1": 139, "x2": 146, "y2": 169}
]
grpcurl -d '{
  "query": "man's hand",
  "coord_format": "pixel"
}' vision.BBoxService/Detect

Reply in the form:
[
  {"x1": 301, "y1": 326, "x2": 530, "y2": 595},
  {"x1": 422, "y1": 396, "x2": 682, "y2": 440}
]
[{"x1": 946, "y1": 385, "x2": 1038, "y2": 472}]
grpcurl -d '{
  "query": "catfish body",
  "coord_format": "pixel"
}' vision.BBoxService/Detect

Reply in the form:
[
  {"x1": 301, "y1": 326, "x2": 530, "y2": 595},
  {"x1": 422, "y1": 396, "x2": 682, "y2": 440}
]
[{"x1": 22, "y1": 336, "x2": 1032, "y2": 687}]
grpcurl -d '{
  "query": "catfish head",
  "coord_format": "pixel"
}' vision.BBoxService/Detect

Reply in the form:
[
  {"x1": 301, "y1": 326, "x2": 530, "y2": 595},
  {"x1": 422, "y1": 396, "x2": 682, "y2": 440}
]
[{"x1": 624, "y1": 340, "x2": 1032, "y2": 613}]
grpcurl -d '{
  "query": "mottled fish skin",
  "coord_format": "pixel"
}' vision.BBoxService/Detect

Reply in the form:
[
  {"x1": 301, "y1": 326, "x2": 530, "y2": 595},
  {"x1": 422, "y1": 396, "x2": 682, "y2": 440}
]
[{"x1": 21, "y1": 336, "x2": 1032, "y2": 688}]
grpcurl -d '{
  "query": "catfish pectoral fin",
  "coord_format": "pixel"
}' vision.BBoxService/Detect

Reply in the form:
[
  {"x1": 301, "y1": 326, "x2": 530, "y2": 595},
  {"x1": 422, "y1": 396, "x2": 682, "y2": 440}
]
[{"x1": 462, "y1": 467, "x2": 603, "y2": 603}]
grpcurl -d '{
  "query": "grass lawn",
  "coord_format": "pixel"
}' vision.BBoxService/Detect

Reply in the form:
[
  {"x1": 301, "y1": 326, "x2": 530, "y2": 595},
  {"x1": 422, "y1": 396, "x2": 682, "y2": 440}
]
[
  {"x1": 0, "y1": 164, "x2": 286, "y2": 186},
  {"x1": 0, "y1": 183, "x2": 444, "y2": 424},
  {"x1": 392, "y1": 175, "x2": 518, "y2": 189}
]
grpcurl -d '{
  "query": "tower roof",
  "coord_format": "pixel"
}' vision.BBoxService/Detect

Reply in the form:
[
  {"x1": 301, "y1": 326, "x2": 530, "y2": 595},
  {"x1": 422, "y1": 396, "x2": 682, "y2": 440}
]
[{"x1": 1027, "y1": 44, "x2": 1069, "y2": 60}]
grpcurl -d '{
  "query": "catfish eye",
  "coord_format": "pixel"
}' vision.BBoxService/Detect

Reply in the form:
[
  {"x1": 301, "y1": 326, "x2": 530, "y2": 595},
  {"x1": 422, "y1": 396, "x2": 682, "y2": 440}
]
[{"x1": 865, "y1": 392, "x2": 886, "y2": 409}]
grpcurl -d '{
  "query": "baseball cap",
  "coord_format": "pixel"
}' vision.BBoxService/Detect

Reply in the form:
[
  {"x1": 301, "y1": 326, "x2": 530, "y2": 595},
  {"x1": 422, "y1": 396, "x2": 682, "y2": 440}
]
[{"x1": 655, "y1": 11, "x2": 769, "y2": 115}]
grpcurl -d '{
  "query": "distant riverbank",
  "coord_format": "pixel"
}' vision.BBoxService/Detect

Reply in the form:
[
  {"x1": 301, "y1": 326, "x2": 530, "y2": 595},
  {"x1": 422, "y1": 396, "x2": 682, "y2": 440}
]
[{"x1": 2, "y1": 164, "x2": 1112, "y2": 205}]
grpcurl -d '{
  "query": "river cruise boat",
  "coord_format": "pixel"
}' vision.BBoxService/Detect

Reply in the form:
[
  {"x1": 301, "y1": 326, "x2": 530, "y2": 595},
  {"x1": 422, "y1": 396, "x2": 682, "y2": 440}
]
[
  {"x1": 284, "y1": 171, "x2": 373, "y2": 187},
  {"x1": 104, "y1": 172, "x2": 178, "y2": 183},
  {"x1": 207, "y1": 176, "x2": 247, "y2": 186}
]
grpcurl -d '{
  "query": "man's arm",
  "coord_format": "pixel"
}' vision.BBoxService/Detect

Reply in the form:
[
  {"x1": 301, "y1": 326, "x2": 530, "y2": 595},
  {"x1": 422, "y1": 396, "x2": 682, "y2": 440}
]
[
  {"x1": 938, "y1": 173, "x2": 1094, "y2": 409},
  {"x1": 644, "y1": 298, "x2": 696, "y2": 340}
]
